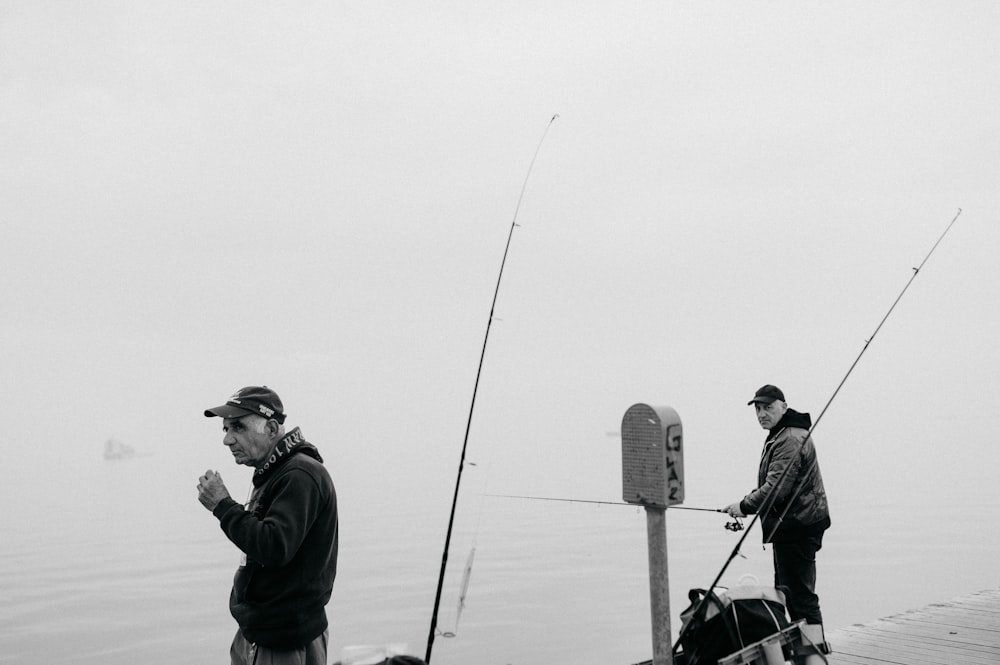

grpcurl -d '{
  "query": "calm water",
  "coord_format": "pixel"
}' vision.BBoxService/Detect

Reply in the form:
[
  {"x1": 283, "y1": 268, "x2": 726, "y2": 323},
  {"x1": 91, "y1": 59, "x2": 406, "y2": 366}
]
[{"x1": 2, "y1": 452, "x2": 996, "y2": 665}]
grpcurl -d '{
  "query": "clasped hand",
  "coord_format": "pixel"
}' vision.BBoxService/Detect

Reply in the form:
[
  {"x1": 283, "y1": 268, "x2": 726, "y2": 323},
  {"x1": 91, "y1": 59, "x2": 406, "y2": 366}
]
[{"x1": 197, "y1": 469, "x2": 232, "y2": 511}]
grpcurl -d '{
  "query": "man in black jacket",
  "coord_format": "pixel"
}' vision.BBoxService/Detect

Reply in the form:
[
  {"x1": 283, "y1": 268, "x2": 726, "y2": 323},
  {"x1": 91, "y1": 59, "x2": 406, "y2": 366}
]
[
  {"x1": 723, "y1": 385, "x2": 830, "y2": 633},
  {"x1": 198, "y1": 386, "x2": 338, "y2": 665}
]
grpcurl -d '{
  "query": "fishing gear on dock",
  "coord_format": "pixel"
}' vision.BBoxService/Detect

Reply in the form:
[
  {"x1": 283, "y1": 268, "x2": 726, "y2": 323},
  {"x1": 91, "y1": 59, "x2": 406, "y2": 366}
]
[
  {"x1": 424, "y1": 115, "x2": 559, "y2": 664},
  {"x1": 672, "y1": 208, "x2": 962, "y2": 657}
]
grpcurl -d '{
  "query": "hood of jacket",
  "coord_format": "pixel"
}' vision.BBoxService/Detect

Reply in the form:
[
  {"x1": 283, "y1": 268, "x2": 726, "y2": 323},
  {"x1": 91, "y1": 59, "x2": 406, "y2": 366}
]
[
  {"x1": 770, "y1": 407, "x2": 812, "y2": 435},
  {"x1": 252, "y1": 427, "x2": 324, "y2": 487}
]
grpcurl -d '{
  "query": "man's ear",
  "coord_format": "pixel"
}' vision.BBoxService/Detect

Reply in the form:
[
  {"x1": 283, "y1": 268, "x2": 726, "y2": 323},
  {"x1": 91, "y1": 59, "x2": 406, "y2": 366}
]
[{"x1": 266, "y1": 419, "x2": 281, "y2": 438}]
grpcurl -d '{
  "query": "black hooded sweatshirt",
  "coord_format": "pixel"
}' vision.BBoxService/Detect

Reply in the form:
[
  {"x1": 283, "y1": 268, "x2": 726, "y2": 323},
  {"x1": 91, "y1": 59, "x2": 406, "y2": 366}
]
[{"x1": 212, "y1": 427, "x2": 339, "y2": 648}]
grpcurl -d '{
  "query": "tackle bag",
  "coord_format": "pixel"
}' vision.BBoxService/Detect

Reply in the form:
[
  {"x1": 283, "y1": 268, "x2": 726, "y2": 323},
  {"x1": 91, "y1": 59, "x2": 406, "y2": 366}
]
[{"x1": 675, "y1": 585, "x2": 790, "y2": 665}]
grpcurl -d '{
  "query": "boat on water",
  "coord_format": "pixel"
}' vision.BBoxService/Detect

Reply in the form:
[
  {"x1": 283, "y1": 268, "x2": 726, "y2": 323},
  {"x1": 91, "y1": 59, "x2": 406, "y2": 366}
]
[{"x1": 103, "y1": 437, "x2": 134, "y2": 460}]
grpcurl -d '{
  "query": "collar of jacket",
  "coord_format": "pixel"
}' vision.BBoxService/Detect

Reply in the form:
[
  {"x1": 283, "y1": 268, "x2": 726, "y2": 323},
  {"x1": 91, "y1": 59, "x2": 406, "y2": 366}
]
[{"x1": 252, "y1": 427, "x2": 323, "y2": 487}]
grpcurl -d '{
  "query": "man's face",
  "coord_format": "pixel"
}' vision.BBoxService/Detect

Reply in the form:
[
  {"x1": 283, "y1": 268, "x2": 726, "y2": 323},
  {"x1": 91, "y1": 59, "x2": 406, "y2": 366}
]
[
  {"x1": 222, "y1": 415, "x2": 274, "y2": 467},
  {"x1": 753, "y1": 400, "x2": 787, "y2": 430}
]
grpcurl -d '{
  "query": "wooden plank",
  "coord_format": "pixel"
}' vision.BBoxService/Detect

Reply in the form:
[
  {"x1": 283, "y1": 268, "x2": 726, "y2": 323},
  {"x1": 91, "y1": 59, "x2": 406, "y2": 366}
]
[
  {"x1": 870, "y1": 615, "x2": 1000, "y2": 643},
  {"x1": 829, "y1": 629, "x2": 997, "y2": 665},
  {"x1": 825, "y1": 588, "x2": 1000, "y2": 665},
  {"x1": 837, "y1": 623, "x2": 1000, "y2": 655}
]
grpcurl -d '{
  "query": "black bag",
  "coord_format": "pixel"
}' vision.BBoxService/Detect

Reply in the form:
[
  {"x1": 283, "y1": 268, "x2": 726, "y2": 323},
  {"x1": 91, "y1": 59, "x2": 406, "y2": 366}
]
[{"x1": 676, "y1": 586, "x2": 790, "y2": 665}]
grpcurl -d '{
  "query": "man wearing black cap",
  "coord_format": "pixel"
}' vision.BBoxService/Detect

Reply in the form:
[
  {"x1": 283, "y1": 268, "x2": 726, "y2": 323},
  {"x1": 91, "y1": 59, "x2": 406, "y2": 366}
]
[
  {"x1": 197, "y1": 386, "x2": 338, "y2": 665},
  {"x1": 723, "y1": 385, "x2": 831, "y2": 644}
]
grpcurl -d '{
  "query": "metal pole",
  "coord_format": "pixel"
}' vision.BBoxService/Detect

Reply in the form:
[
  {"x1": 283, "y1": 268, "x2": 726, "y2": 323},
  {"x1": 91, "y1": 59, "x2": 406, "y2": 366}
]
[{"x1": 646, "y1": 506, "x2": 672, "y2": 665}]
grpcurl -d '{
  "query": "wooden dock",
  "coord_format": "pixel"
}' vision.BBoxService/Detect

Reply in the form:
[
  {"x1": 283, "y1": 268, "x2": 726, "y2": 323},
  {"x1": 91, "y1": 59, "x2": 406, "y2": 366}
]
[{"x1": 825, "y1": 587, "x2": 1000, "y2": 665}]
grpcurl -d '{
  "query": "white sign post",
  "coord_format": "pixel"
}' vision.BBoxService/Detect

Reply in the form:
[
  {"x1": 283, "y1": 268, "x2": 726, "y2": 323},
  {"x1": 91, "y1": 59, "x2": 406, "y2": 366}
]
[{"x1": 621, "y1": 404, "x2": 685, "y2": 665}]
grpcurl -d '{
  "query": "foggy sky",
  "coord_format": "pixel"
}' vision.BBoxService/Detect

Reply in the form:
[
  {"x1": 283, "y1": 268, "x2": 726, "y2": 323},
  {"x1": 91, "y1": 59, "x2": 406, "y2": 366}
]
[{"x1": 3, "y1": 1, "x2": 998, "y2": 563}]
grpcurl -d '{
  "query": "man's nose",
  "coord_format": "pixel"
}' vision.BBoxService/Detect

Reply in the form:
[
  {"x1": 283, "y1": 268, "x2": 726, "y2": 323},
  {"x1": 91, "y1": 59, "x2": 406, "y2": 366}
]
[{"x1": 223, "y1": 433, "x2": 236, "y2": 446}]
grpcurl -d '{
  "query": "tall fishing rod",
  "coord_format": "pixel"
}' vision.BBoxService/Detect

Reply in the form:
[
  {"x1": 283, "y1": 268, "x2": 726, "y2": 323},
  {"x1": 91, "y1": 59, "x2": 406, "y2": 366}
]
[
  {"x1": 425, "y1": 114, "x2": 559, "y2": 664},
  {"x1": 672, "y1": 207, "x2": 962, "y2": 655},
  {"x1": 763, "y1": 207, "x2": 962, "y2": 542}
]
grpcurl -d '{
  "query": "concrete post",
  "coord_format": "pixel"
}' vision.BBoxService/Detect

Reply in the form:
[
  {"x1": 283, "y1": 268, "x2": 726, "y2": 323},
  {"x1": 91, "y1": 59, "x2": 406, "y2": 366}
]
[
  {"x1": 646, "y1": 506, "x2": 672, "y2": 665},
  {"x1": 622, "y1": 403, "x2": 684, "y2": 665}
]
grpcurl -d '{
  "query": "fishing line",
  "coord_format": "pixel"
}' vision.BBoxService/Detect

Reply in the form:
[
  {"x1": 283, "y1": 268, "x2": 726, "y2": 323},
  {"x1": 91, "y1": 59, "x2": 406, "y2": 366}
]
[
  {"x1": 672, "y1": 207, "x2": 962, "y2": 655},
  {"x1": 425, "y1": 114, "x2": 559, "y2": 664}
]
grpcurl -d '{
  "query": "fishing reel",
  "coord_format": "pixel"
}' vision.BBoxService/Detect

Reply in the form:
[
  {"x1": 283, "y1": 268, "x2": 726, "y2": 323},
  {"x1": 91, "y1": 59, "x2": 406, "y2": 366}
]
[{"x1": 724, "y1": 517, "x2": 745, "y2": 532}]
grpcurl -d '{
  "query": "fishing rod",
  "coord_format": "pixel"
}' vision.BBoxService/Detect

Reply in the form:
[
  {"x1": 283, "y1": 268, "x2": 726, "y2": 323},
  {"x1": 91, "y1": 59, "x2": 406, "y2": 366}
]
[
  {"x1": 487, "y1": 493, "x2": 722, "y2": 512},
  {"x1": 487, "y1": 493, "x2": 747, "y2": 531},
  {"x1": 672, "y1": 207, "x2": 962, "y2": 655},
  {"x1": 425, "y1": 114, "x2": 559, "y2": 664},
  {"x1": 763, "y1": 207, "x2": 962, "y2": 542}
]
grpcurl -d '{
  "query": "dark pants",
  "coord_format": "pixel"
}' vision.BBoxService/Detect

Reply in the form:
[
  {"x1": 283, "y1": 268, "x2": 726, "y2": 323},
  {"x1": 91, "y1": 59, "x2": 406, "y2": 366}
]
[{"x1": 772, "y1": 532, "x2": 824, "y2": 625}]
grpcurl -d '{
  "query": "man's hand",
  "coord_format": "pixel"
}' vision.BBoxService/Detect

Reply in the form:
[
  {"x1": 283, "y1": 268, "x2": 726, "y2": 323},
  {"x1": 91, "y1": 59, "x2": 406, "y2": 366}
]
[
  {"x1": 197, "y1": 469, "x2": 232, "y2": 512},
  {"x1": 722, "y1": 502, "x2": 746, "y2": 518}
]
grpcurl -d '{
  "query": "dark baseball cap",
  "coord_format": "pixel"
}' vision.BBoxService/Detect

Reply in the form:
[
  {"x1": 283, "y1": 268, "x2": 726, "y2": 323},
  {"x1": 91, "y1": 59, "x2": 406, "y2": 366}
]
[
  {"x1": 747, "y1": 384, "x2": 785, "y2": 406},
  {"x1": 204, "y1": 386, "x2": 286, "y2": 423}
]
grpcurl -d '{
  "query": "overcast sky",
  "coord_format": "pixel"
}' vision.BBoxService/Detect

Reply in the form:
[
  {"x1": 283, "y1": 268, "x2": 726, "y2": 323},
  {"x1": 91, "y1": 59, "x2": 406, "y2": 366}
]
[{"x1": 3, "y1": 2, "x2": 998, "y2": 528}]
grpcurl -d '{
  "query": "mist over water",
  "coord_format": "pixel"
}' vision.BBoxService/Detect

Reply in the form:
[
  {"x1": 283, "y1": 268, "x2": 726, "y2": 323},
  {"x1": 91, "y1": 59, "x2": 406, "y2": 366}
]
[{"x1": 2, "y1": 443, "x2": 995, "y2": 665}]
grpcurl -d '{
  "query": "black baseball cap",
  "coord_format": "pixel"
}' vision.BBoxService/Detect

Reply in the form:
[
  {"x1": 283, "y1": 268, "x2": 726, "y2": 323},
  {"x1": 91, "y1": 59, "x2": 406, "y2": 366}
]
[
  {"x1": 747, "y1": 384, "x2": 785, "y2": 406},
  {"x1": 204, "y1": 386, "x2": 286, "y2": 423}
]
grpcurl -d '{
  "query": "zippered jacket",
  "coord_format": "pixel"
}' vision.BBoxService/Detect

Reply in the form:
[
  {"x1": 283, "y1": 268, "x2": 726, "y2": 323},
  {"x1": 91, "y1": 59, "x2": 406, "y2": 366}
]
[
  {"x1": 212, "y1": 427, "x2": 339, "y2": 648},
  {"x1": 739, "y1": 409, "x2": 830, "y2": 543}
]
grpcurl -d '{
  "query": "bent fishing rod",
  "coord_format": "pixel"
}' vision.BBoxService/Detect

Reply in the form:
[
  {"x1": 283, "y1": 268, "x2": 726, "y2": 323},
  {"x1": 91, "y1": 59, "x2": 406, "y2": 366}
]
[
  {"x1": 672, "y1": 207, "x2": 962, "y2": 655},
  {"x1": 425, "y1": 114, "x2": 559, "y2": 664}
]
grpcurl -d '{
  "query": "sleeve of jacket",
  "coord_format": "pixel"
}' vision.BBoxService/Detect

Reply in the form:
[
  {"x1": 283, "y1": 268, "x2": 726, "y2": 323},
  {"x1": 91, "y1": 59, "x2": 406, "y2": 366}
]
[
  {"x1": 739, "y1": 431, "x2": 805, "y2": 515},
  {"x1": 213, "y1": 468, "x2": 324, "y2": 567}
]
